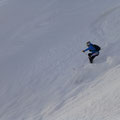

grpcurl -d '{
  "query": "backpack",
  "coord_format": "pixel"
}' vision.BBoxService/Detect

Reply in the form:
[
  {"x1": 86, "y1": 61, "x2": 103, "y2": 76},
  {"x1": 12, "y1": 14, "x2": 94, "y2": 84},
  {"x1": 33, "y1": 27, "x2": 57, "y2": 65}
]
[{"x1": 93, "y1": 44, "x2": 101, "y2": 51}]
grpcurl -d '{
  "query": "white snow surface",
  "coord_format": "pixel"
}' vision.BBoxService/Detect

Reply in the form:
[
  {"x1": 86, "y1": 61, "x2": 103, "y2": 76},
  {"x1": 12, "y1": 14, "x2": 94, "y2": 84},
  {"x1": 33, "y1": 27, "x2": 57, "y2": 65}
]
[{"x1": 0, "y1": 0, "x2": 120, "y2": 120}]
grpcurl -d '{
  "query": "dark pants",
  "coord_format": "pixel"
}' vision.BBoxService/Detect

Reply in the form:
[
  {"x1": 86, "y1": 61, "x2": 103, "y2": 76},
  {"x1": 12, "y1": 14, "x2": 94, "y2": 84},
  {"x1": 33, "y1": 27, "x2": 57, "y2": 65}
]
[{"x1": 88, "y1": 52, "x2": 99, "y2": 63}]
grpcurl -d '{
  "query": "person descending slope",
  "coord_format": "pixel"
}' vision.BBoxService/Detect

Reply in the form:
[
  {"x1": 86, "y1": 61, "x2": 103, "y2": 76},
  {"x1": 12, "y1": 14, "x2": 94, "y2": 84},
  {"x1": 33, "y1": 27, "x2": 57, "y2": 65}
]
[{"x1": 82, "y1": 41, "x2": 101, "y2": 63}]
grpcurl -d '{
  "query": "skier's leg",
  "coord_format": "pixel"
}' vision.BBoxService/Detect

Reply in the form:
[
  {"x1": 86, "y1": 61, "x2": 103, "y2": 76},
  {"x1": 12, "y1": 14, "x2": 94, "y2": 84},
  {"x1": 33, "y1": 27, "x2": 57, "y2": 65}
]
[
  {"x1": 88, "y1": 53, "x2": 92, "y2": 58},
  {"x1": 90, "y1": 56, "x2": 96, "y2": 63},
  {"x1": 90, "y1": 52, "x2": 99, "y2": 63},
  {"x1": 88, "y1": 53, "x2": 93, "y2": 63}
]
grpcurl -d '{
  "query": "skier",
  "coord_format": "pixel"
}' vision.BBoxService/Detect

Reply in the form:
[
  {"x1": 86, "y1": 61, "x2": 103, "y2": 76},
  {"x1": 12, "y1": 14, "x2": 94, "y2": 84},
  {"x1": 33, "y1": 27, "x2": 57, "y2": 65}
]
[{"x1": 82, "y1": 41, "x2": 101, "y2": 63}]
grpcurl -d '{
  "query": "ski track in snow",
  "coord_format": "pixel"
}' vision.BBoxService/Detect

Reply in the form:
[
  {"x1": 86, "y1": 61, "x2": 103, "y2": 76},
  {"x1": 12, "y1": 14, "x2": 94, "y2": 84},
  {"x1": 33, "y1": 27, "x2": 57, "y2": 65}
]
[{"x1": 46, "y1": 65, "x2": 120, "y2": 120}]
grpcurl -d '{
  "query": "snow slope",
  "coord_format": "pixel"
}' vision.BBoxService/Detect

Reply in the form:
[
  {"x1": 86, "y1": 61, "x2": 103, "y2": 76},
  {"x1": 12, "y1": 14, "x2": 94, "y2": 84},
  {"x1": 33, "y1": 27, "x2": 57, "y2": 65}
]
[{"x1": 0, "y1": 0, "x2": 120, "y2": 120}]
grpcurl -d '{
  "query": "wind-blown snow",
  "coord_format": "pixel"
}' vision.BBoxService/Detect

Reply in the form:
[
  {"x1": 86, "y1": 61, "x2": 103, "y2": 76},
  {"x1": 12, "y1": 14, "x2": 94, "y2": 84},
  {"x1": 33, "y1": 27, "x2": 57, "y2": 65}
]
[{"x1": 0, "y1": 0, "x2": 120, "y2": 120}]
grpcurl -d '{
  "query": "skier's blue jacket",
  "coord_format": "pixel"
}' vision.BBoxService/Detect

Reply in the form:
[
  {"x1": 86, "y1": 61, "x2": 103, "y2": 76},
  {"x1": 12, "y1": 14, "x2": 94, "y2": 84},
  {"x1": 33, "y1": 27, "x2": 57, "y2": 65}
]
[{"x1": 84, "y1": 43, "x2": 99, "y2": 54}]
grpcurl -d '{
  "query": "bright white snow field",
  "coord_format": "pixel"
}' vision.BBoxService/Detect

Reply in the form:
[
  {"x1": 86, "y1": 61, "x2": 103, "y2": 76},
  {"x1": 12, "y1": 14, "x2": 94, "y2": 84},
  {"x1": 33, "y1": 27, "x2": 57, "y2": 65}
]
[{"x1": 0, "y1": 0, "x2": 120, "y2": 120}]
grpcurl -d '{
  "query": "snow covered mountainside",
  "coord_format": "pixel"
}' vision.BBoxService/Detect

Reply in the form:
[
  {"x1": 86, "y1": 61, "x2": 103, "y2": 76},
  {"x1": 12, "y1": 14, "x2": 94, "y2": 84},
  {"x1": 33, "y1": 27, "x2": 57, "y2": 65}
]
[{"x1": 0, "y1": 0, "x2": 120, "y2": 120}]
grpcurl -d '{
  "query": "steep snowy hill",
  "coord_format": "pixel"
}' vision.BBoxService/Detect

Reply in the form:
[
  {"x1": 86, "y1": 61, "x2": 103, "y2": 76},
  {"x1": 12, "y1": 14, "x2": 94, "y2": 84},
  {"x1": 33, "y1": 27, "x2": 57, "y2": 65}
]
[{"x1": 0, "y1": 0, "x2": 120, "y2": 120}]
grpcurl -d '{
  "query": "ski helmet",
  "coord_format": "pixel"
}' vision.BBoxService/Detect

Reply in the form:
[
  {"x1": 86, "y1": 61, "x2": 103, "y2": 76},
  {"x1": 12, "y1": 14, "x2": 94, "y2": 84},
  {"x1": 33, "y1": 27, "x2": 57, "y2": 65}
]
[{"x1": 86, "y1": 41, "x2": 91, "y2": 46}]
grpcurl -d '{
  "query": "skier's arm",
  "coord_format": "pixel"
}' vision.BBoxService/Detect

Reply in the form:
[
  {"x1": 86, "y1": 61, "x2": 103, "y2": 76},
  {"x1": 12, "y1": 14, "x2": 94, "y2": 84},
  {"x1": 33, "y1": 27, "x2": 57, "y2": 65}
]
[{"x1": 83, "y1": 47, "x2": 89, "y2": 52}]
